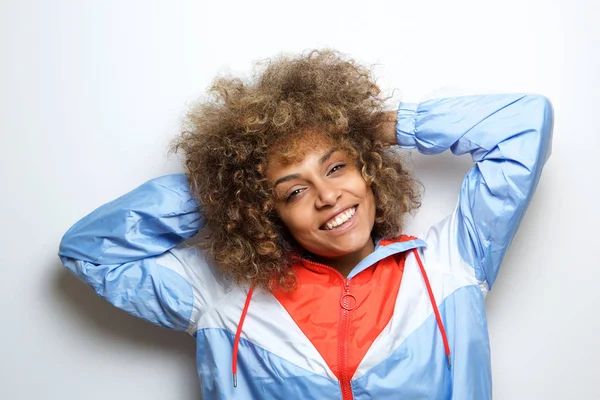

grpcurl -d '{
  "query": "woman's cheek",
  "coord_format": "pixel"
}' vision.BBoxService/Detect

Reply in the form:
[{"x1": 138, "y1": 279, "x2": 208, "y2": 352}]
[{"x1": 280, "y1": 208, "x2": 312, "y2": 239}]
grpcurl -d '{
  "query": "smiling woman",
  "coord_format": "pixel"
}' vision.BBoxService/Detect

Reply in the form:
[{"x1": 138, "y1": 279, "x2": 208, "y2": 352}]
[
  {"x1": 171, "y1": 50, "x2": 420, "y2": 289},
  {"x1": 58, "y1": 49, "x2": 553, "y2": 399}
]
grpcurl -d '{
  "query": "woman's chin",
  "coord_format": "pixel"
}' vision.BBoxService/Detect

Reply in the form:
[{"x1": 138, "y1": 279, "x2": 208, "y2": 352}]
[{"x1": 308, "y1": 234, "x2": 374, "y2": 260}]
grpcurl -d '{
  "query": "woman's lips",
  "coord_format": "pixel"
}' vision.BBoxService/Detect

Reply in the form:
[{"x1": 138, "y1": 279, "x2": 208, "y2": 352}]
[{"x1": 320, "y1": 205, "x2": 358, "y2": 231}]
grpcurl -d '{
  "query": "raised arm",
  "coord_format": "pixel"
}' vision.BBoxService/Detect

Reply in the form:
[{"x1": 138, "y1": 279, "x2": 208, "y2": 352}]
[
  {"x1": 58, "y1": 174, "x2": 205, "y2": 331},
  {"x1": 395, "y1": 94, "x2": 553, "y2": 289}
]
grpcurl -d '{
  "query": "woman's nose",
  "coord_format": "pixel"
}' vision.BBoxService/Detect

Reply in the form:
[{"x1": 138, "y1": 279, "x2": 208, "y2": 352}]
[{"x1": 314, "y1": 181, "x2": 341, "y2": 208}]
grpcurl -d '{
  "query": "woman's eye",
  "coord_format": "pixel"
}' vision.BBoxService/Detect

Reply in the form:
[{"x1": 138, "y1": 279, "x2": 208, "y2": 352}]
[
  {"x1": 286, "y1": 188, "x2": 304, "y2": 201},
  {"x1": 328, "y1": 164, "x2": 346, "y2": 175}
]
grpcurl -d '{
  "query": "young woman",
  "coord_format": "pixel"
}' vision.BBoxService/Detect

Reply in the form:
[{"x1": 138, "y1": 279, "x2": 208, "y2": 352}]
[{"x1": 58, "y1": 50, "x2": 553, "y2": 399}]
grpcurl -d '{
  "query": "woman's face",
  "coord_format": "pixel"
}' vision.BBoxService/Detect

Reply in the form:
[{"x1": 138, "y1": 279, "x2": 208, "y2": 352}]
[{"x1": 266, "y1": 133, "x2": 376, "y2": 265}]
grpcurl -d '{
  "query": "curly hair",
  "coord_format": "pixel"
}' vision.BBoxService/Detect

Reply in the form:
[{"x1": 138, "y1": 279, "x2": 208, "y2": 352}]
[{"x1": 170, "y1": 50, "x2": 421, "y2": 290}]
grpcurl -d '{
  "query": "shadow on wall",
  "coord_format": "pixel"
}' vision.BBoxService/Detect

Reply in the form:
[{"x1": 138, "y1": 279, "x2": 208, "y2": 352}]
[
  {"x1": 484, "y1": 173, "x2": 553, "y2": 310},
  {"x1": 53, "y1": 264, "x2": 202, "y2": 400}
]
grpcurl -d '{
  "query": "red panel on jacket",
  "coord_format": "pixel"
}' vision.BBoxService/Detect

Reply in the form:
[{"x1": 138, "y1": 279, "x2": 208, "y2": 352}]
[{"x1": 273, "y1": 237, "x2": 409, "y2": 381}]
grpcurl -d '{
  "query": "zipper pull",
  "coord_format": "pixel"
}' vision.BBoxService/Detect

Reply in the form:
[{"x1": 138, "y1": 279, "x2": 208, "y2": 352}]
[{"x1": 340, "y1": 280, "x2": 357, "y2": 311}]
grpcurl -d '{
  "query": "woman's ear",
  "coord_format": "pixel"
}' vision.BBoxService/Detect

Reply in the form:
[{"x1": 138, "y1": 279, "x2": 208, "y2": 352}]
[{"x1": 360, "y1": 163, "x2": 375, "y2": 186}]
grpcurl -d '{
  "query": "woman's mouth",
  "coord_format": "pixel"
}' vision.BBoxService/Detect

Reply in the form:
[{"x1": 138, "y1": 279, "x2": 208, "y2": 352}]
[{"x1": 321, "y1": 206, "x2": 358, "y2": 230}]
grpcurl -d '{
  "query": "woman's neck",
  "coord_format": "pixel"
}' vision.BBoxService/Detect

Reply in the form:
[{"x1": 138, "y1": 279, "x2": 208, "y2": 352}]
[{"x1": 315, "y1": 238, "x2": 375, "y2": 277}]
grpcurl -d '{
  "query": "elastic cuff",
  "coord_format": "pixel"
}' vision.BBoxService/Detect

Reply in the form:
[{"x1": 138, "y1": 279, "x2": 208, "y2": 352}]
[{"x1": 396, "y1": 102, "x2": 419, "y2": 148}]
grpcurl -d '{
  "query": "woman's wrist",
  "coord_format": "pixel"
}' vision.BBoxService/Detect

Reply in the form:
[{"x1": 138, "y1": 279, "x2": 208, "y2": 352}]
[{"x1": 377, "y1": 111, "x2": 398, "y2": 146}]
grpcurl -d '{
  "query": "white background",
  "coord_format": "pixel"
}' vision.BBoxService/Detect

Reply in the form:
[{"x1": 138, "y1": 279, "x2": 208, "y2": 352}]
[{"x1": 1, "y1": 0, "x2": 598, "y2": 399}]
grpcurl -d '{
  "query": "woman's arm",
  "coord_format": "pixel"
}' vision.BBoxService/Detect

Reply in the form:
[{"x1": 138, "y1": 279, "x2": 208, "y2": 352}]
[
  {"x1": 58, "y1": 174, "x2": 205, "y2": 331},
  {"x1": 393, "y1": 94, "x2": 553, "y2": 289}
]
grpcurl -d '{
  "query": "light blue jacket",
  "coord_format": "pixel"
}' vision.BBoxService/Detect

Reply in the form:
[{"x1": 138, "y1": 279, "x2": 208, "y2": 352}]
[{"x1": 59, "y1": 94, "x2": 553, "y2": 399}]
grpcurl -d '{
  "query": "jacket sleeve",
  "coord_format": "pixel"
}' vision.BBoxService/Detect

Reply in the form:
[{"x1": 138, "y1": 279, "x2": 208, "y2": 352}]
[
  {"x1": 396, "y1": 94, "x2": 553, "y2": 289},
  {"x1": 58, "y1": 174, "x2": 205, "y2": 331}
]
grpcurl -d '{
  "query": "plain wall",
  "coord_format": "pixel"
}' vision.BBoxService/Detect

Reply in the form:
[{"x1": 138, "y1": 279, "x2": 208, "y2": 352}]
[{"x1": 1, "y1": 0, "x2": 598, "y2": 398}]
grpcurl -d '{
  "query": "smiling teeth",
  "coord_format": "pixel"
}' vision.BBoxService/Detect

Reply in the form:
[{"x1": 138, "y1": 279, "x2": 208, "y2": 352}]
[{"x1": 325, "y1": 207, "x2": 356, "y2": 230}]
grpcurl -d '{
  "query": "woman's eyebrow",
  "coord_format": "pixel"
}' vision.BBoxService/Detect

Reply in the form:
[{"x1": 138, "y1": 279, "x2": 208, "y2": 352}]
[
  {"x1": 319, "y1": 147, "x2": 339, "y2": 164},
  {"x1": 274, "y1": 174, "x2": 300, "y2": 188},
  {"x1": 273, "y1": 147, "x2": 339, "y2": 188}
]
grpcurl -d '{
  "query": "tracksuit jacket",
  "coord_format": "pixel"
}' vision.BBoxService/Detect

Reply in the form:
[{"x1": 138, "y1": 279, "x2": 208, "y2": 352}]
[{"x1": 58, "y1": 93, "x2": 554, "y2": 399}]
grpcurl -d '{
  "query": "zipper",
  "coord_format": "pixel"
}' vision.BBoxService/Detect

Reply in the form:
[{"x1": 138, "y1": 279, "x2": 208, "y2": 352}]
[
  {"x1": 298, "y1": 257, "x2": 355, "y2": 400},
  {"x1": 339, "y1": 278, "x2": 354, "y2": 400}
]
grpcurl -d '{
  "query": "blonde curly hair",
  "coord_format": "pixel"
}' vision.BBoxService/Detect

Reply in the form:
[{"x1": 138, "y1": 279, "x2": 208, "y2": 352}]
[{"x1": 171, "y1": 49, "x2": 421, "y2": 289}]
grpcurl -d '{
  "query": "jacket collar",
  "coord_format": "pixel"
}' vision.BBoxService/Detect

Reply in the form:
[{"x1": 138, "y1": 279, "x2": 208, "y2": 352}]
[{"x1": 346, "y1": 236, "x2": 427, "y2": 279}]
